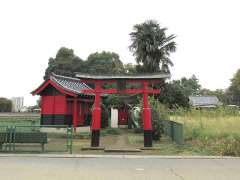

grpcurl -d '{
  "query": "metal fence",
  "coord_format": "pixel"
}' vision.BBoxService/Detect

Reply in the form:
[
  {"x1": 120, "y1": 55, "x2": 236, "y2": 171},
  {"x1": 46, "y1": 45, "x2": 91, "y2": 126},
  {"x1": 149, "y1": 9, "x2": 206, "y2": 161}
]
[
  {"x1": 0, "y1": 125, "x2": 73, "y2": 153},
  {"x1": 162, "y1": 120, "x2": 184, "y2": 145}
]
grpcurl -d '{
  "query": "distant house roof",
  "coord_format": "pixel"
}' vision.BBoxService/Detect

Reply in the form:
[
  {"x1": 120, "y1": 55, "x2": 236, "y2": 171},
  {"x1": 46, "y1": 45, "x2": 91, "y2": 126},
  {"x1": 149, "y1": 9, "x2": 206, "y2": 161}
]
[
  {"x1": 31, "y1": 73, "x2": 93, "y2": 97},
  {"x1": 189, "y1": 96, "x2": 220, "y2": 107}
]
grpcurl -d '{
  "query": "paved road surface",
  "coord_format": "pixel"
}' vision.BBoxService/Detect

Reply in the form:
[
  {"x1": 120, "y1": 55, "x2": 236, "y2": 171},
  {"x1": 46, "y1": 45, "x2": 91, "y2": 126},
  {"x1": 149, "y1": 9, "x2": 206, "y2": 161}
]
[{"x1": 0, "y1": 157, "x2": 240, "y2": 180}]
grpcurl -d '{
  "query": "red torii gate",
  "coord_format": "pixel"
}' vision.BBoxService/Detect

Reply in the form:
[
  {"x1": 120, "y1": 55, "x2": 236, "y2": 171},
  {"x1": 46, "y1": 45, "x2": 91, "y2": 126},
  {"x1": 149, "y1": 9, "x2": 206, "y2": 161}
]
[{"x1": 77, "y1": 73, "x2": 170, "y2": 147}]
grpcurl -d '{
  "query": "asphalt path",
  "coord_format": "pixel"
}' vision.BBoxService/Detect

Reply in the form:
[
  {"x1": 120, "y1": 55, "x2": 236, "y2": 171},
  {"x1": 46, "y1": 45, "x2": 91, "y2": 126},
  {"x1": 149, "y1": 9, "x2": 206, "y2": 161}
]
[{"x1": 0, "y1": 156, "x2": 240, "y2": 180}]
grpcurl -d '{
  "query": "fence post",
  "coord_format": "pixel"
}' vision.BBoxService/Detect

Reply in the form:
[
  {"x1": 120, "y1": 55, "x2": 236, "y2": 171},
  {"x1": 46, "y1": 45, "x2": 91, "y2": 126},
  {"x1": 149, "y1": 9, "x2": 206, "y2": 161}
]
[
  {"x1": 8, "y1": 126, "x2": 13, "y2": 151},
  {"x1": 5, "y1": 127, "x2": 11, "y2": 151},
  {"x1": 12, "y1": 126, "x2": 16, "y2": 152},
  {"x1": 70, "y1": 126, "x2": 73, "y2": 154},
  {"x1": 170, "y1": 121, "x2": 174, "y2": 140},
  {"x1": 67, "y1": 126, "x2": 73, "y2": 154}
]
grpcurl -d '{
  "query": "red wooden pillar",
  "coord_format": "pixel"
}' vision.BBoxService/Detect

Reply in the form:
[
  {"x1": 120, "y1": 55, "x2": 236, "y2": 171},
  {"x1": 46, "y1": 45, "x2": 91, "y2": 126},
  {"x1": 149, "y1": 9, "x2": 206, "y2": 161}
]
[
  {"x1": 73, "y1": 97, "x2": 77, "y2": 132},
  {"x1": 91, "y1": 81, "x2": 101, "y2": 147},
  {"x1": 79, "y1": 103, "x2": 84, "y2": 125},
  {"x1": 82, "y1": 81, "x2": 117, "y2": 147},
  {"x1": 142, "y1": 81, "x2": 152, "y2": 147}
]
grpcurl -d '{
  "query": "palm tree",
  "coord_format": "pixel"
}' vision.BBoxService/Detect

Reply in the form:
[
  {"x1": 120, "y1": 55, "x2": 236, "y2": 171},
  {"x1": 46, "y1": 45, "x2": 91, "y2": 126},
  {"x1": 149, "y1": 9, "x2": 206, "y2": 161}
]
[{"x1": 129, "y1": 20, "x2": 176, "y2": 73}]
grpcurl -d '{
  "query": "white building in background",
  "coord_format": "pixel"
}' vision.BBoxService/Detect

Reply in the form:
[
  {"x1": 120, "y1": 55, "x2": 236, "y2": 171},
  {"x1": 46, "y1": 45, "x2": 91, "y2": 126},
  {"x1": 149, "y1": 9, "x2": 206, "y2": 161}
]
[{"x1": 11, "y1": 97, "x2": 24, "y2": 112}]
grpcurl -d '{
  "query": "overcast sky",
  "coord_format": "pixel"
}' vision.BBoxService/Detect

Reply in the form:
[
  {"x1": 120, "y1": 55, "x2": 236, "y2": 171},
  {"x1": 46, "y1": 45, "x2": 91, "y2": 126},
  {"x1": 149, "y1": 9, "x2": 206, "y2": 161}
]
[{"x1": 0, "y1": 0, "x2": 240, "y2": 106}]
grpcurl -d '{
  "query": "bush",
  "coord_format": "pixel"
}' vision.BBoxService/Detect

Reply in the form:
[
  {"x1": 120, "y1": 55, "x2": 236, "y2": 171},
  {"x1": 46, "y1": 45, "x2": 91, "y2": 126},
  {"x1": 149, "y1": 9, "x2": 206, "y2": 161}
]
[
  {"x1": 135, "y1": 96, "x2": 169, "y2": 140},
  {"x1": 149, "y1": 97, "x2": 169, "y2": 140}
]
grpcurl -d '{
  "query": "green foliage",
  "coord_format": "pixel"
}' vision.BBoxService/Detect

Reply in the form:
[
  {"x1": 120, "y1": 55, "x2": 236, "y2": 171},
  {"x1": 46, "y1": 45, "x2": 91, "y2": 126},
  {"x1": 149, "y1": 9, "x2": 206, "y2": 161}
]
[
  {"x1": 104, "y1": 94, "x2": 126, "y2": 108},
  {"x1": 86, "y1": 51, "x2": 125, "y2": 75},
  {"x1": 149, "y1": 96, "x2": 169, "y2": 122},
  {"x1": 124, "y1": 63, "x2": 137, "y2": 75},
  {"x1": 44, "y1": 48, "x2": 126, "y2": 79},
  {"x1": 129, "y1": 20, "x2": 176, "y2": 73},
  {"x1": 137, "y1": 96, "x2": 169, "y2": 140},
  {"x1": 158, "y1": 75, "x2": 201, "y2": 108},
  {"x1": 0, "y1": 97, "x2": 12, "y2": 112},
  {"x1": 44, "y1": 47, "x2": 84, "y2": 79},
  {"x1": 227, "y1": 69, "x2": 240, "y2": 105},
  {"x1": 158, "y1": 81, "x2": 189, "y2": 108},
  {"x1": 230, "y1": 69, "x2": 240, "y2": 91},
  {"x1": 180, "y1": 75, "x2": 201, "y2": 96}
]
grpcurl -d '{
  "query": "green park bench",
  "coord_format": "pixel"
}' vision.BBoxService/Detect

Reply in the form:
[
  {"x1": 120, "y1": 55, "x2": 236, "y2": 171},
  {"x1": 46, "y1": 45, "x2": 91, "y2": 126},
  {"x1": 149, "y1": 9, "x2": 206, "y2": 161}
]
[{"x1": 0, "y1": 132, "x2": 48, "y2": 151}]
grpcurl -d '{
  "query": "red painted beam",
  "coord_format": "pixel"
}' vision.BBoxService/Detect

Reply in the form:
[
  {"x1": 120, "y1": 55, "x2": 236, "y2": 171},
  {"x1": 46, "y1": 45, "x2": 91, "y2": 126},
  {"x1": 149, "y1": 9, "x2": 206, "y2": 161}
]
[
  {"x1": 101, "y1": 89, "x2": 117, "y2": 94},
  {"x1": 73, "y1": 98, "x2": 77, "y2": 132},
  {"x1": 82, "y1": 88, "x2": 160, "y2": 95},
  {"x1": 121, "y1": 89, "x2": 160, "y2": 94},
  {"x1": 79, "y1": 104, "x2": 84, "y2": 126}
]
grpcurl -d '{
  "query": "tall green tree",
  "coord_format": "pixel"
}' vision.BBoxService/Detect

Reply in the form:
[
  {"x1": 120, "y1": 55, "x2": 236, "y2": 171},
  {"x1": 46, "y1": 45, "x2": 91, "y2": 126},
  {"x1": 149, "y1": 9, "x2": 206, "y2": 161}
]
[
  {"x1": 158, "y1": 75, "x2": 201, "y2": 108},
  {"x1": 129, "y1": 20, "x2": 176, "y2": 73},
  {"x1": 85, "y1": 51, "x2": 125, "y2": 74},
  {"x1": 0, "y1": 97, "x2": 12, "y2": 112},
  {"x1": 44, "y1": 47, "x2": 84, "y2": 79},
  {"x1": 180, "y1": 75, "x2": 201, "y2": 96},
  {"x1": 44, "y1": 48, "x2": 126, "y2": 79},
  {"x1": 227, "y1": 69, "x2": 240, "y2": 105},
  {"x1": 124, "y1": 63, "x2": 137, "y2": 75},
  {"x1": 158, "y1": 81, "x2": 189, "y2": 108}
]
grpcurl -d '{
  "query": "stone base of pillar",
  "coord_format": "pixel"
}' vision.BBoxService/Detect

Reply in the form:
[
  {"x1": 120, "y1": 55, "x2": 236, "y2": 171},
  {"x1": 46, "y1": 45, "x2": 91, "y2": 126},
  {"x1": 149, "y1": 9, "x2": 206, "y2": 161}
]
[
  {"x1": 91, "y1": 130, "x2": 100, "y2": 147},
  {"x1": 144, "y1": 130, "x2": 153, "y2": 147}
]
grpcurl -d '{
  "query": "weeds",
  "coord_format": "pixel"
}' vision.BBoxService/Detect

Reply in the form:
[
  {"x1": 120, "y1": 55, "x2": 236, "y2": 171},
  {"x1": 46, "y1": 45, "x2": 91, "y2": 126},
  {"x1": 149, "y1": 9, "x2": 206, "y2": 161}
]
[{"x1": 170, "y1": 107, "x2": 240, "y2": 156}]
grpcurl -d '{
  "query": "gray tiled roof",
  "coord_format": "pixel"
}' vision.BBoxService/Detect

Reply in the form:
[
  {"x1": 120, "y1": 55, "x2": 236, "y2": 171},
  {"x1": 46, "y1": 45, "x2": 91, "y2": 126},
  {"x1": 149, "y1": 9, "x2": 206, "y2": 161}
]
[
  {"x1": 189, "y1": 96, "x2": 220, "y2": 107},
  {"x1": 50, "y1": 73, "x2": 93, "y2": 95}
]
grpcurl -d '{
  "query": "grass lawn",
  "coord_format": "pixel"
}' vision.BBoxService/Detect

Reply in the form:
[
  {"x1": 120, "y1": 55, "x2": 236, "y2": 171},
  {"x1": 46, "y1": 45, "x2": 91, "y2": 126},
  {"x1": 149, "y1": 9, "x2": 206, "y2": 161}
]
[{"x1": 0, "y1": 115, "x2": 40, "y2": 128}]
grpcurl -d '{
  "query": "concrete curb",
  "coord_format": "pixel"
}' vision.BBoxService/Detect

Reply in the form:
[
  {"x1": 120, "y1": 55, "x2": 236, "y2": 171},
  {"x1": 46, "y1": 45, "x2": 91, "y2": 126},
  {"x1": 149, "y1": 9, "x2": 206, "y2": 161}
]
[
  {"x1": 104, "y1": 148, "x2": 142, "y2": 153},
  {"x1": 0, "y1": 154, "x2": 239, "y2": 159}
]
